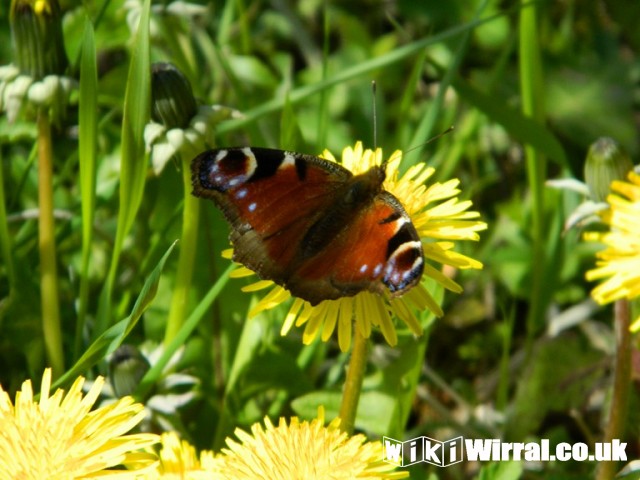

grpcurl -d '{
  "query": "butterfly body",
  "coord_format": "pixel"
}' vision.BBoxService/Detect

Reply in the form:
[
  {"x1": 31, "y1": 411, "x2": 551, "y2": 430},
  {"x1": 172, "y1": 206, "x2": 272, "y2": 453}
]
[{"x1": 191, "y1": 147, "x2": 424, "y2": 305}]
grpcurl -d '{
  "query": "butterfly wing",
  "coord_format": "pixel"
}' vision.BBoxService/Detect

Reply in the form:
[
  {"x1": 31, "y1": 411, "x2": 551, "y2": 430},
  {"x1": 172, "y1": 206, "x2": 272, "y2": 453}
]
[
  {"x1": 193, "y1": 147, "x2": 424, "y2": 306},
  {"x1": 192, "y1": 147, "x2": 352, "y2": 283},
  {"x1": 288, "y1": 191, "x2": 424, "y2": 304}
]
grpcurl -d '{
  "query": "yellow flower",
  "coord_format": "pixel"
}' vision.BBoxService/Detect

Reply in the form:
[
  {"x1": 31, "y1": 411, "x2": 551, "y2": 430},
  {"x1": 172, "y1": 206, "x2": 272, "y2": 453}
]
[
  {"x1": 0, "y1": 368, "x2": 159, "y2": 478},
  {"x1": 229, "y1": 141, "x2": 487, "y2": 350},
  {"x1": 585, "y1": 171, "x2": 640, "y2": 331},
  {"x1": 144, "y1": 431, "x2": 216, "y2": 479},
  {"x1": 211, "y1": 409, "x2": 407, "y2": 479}
]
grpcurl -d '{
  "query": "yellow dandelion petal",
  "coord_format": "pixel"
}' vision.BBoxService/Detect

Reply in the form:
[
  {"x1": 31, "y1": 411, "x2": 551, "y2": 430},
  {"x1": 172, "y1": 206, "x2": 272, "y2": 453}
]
[
  {"x1": 0, "y1": 369, "x2": 159, "y2": 479},
  {"x1": 408, "y1": 163, "x2": 436, "y2": 185},
  {"x1": 404, "y1": 283, "x2": 444, "y2": 318},
  {"x1": 241, "y1": 279, "x2": 274, "y2": 292},
  {"x1": 320, "y1": 148, "x2": 337, "y2": 163},
  {"x1": 428, "y1": 198, "x2": 474, "y2": 218},
  {"x1": 144, "y1": 431, "x2": 216, "y2": 479},
  {"x1": 422, "y1": 262, "x2": 463, "y2": 293},
  {"x1": 338, "y1": 300, "x2": 354, "y2": 352},
  {"x1": 229, "y1": 266, "x2": 257, "y2": 278},
  {"x1": 220, "y1": 141, "x2": 485, "y2": 350},
  {"x1": 248, "y1": 285, "x2": 291, "y2": 318},
  {"x1": 281, "y1": 298, "x2": 305, "y2": 336},
  {"x1": 610, "y1": 172, "x2": 640, "y2": 201},
  {"x1": 321, "y1": 301, "x2": 341, "y2": 342},
  {"x1": 212, "y1": 411, "x2": 407, "y2": 479},
  {"x1": 295, "y1": 301, "x2": 316, "y2": 328},
  {"x1": 388, "y1": 295, "x2": 422, "y2": 335},
  {"x1": 302, "y1": 303, "x2": 328, "y2": 344},
  {"x1": 585, "y1": 171, "x2": 640, "y2": 329},
  {"x1": 373, "y1": 296, "x2": 397, "y2": 347},
  {"x1": 424, "y1": 242, "x2": 483, "y2": 270},
  {"x1": 355, "y1": 294, "x2": 373, "y2": 336}
]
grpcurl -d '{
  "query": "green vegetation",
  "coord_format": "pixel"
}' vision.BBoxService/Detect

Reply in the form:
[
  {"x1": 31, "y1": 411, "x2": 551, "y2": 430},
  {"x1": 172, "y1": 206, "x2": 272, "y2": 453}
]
[{"x1": 0, "y1": 0, "x2": 638, "y2": 478}]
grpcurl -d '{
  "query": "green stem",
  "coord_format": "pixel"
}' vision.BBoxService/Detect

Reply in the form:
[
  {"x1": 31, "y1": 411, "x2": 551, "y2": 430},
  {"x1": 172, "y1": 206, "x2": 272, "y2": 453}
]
[
  {"x1": 596, "y1": 299, "x2": 631, "y2": 480},
  {"x1": 164, "y1": 150, "x2": 200, "y2": 344},
  {"x1": 519, "y1": 0, "x2": 546, "y2": 348},
  {"x1": 0, "y1": 149, "x2": 16, "y2": 293},
  {"x1": 37, "y1": 108, "x2": 64, "y2": 377},
  {"x1": 339, "y1": 329, "x2": 369, "y2": 435}
]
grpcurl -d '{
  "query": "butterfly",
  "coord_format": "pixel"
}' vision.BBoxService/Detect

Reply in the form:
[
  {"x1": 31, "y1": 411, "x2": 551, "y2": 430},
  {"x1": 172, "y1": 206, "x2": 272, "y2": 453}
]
[{"x1": 191, "y1": 147, "x2": 424, "y2": 306}]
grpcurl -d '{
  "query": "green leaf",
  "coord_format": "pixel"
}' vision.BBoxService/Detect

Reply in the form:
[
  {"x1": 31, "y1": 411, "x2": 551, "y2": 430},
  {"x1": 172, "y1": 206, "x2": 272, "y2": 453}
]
[
  {"x1": 292, "y1": 391, "x2": 342, "y2": 420},
  {"x1": 505, "y1": 335, "x2": 602, "y2": 440},
  {"x1": 136, "y1": 263, "x2": 234, "y2": 401},
  {"x1": 96, "y1": 0, "x2": 151, "y2": 335},
  {"x1": 227, "y1": 54, "x2": 279, "y2": 89},
  {"x1": 478, "y1": 461, "x2": 524, "y2": 480},
  {"x1": 75, "y1": 16, "x2": 98, "y2": 358},
  {"x1": 120, "y1": 0, "x2": 152, "y2": 235},
  {"x1": 52, "y1": 241, "x2": 177, "y2": 390},
  {"x1": 241, "y1": 350, "x2": 313, "y2": 398}
]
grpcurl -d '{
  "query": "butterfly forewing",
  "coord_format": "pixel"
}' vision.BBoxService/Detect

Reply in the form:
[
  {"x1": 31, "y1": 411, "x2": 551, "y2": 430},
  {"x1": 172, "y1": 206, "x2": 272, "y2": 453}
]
[{"x1": 192, "y1": 148, "x2": 351, "y2": 280}]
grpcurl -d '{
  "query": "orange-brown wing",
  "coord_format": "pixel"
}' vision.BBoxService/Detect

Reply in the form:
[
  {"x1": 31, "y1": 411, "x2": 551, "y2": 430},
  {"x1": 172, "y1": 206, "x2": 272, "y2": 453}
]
[
  {"x1": 287, "y1": 192, "x2": 424, "y2": 305},
  {"x1": 191, "y1": 147, "x2": 351, "y2": 282}
]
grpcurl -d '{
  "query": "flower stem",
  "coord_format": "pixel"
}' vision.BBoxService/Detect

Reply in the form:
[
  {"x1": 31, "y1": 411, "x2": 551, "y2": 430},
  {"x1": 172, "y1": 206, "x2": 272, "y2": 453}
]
[
  {"x1": 37, "y1": 108, "x2": 64, "y2": 377},
  {"x1": 0, "y1": 149, "x2": 16, "y2": 293},
  {"x1": 339, "y1": 328, "x2": 369, "y2": 435},
  {"x1": 596, "y1": 299, "x2": 631, "y2": 480},
  {"x1": 164, "y1": 150, "x2": 200, "y2": 344}
]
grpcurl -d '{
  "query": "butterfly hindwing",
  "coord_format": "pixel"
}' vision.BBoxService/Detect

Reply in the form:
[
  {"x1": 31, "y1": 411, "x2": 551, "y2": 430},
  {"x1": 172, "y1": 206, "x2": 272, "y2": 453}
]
[{"x1": 290, "y1": 192, "x2": 423, "y2": 303}]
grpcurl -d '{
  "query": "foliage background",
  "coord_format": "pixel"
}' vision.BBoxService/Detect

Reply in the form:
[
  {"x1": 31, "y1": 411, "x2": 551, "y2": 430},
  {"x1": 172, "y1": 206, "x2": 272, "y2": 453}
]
[{"x1": 0, "y1": 0, "x2": 639, "y2": 478}]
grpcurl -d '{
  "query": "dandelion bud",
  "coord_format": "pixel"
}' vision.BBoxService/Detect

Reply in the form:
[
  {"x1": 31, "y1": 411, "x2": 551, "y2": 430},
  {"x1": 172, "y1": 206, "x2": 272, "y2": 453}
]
[
  {"x1": 108, "y1": 345, "x2": 150, "y2": 398},
  {"x1": 584, "y1": 137, "x2": 634, "y2": 202},
  {"x1": 150, "y1": 62, "x2": 198, "y2": 129},
  {"x1": 10, "y1": 0, "x2": 68, "y2": 79}
]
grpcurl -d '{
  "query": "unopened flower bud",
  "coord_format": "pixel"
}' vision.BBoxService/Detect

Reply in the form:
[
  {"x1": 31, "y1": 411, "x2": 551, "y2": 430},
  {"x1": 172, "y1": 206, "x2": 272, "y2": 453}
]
[
  {"x1": 584, "y1": 137, "x2": 634, "y2": 202},
  {"x1": 10, "y1": 0, "x2": 68, "y2": 79},
  {"x1": 150, "y1": 62, "x2": 198, "y2": 129},
  {"x1": 108, "y1": 345, "x2": 150, "y2": 398}
]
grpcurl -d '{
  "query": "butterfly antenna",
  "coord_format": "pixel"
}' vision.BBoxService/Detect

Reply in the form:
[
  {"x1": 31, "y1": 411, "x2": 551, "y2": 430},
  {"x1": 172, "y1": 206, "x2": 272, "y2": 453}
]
[
  {"x1": 385, "y1": 126, "x2": 455, "y2": 166},
  {"x1": 371, "y1": 80, "x2": 378, "y2": 150},
  {"x1": 427, "y1": 125, "x2": 455, "y2": 144}
]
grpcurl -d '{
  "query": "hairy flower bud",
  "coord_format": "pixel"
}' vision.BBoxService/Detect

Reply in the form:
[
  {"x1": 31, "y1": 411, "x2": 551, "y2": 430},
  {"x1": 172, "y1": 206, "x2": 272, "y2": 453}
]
[
  {"x1": 10, "y1": 0, "x2": 68, "y2": 79},
  {"x1": 584, "y1": 137, "x2": 634, "y2": 203},
  {"x1": 108, "y1": 345, "x2": 150, "y2": 398},
  {"x1": 150, "y1": 62, "x2": 198, "y2": 129}
]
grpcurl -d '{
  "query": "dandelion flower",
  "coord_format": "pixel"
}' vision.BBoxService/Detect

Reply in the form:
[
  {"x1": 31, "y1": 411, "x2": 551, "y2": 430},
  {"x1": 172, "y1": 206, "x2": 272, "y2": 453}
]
[
  {"x1": 229, "y1": 141, "x2": 487, "y2": 350},
  {"x1": 211, "y1": 409, "x2": 407, "y2": 479},
  {"x1": 585, "y1": 171, "x2": 640, "y2": 331},
  {"x1": 144, "y1": 432, "x2": 216, "y2": 479},
  {"x1": 0, "y1": 368, "x2": 159, "y2": 478}
]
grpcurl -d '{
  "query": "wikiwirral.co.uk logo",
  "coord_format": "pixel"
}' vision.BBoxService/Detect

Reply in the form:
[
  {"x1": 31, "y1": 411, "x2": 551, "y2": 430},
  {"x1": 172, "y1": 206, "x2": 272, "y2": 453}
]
[
  {"x1": 383, "y1": 436, "x2": 464, "y2": 467},
  {"x1": 383, "y1": 436, "x2": 628, "y2": 467}
]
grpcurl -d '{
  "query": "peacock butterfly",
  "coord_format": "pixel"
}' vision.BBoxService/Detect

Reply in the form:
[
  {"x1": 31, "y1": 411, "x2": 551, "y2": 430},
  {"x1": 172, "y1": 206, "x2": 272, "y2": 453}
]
[{"x1": 191, "y1": 147, "x2": 424, "y2": 306}]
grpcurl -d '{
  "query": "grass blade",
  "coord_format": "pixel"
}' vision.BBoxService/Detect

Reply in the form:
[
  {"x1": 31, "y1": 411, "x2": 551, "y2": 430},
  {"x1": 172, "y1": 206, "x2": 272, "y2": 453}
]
[
  {"x1": 75, "y1": 16, "x2": 98, "y2": 359},
  {"x1": 95, "y1": 0, "x2": 151, "y2": 337}
]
